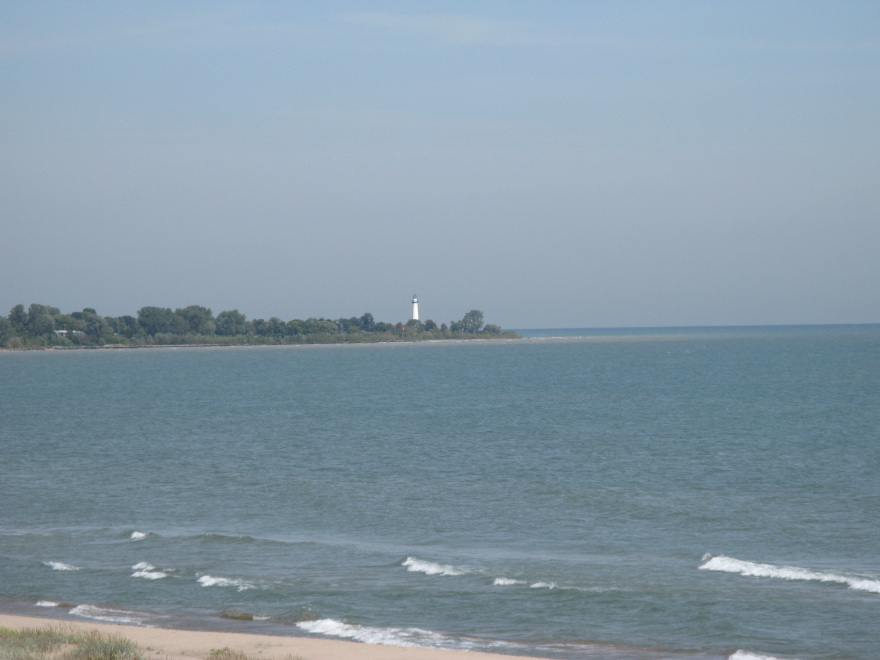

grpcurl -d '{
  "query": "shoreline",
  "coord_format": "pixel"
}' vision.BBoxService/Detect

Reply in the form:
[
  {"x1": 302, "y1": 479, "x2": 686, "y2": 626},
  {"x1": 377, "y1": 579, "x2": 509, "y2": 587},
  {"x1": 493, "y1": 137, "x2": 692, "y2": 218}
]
[
  {"x1": 0, "y1": 614, "x2": 547, "y2": 660},
  {"x1": 0, "y1": 334, "x2": 521, "y2": 352}
]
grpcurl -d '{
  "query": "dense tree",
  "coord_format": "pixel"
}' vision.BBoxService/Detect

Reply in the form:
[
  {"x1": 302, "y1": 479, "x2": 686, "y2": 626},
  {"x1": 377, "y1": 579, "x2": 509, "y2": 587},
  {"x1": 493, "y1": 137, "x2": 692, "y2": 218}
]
[
  {"x1": 265, "y1": 317, "x2": 286, "y2": 337},
  {"x1": 54, "y1": 314, "x2": 84, "y2": 332},
  {"x1": 138, "y1": 306, "x2": 186, "y2": 335},
  {"x1": 215, "y1": 309, "x2": 247, "y2": 336},
  {"x1": 300, "y1": 317, "x2": 336, "y2": 335},
  {"x1": 27, "y1": 313, "x2": 55, "y2": 337},
  {"x1": 176, "y1": 305, "x2": 215, "y2": 335},
  {"x1": 27, "y1": 304, "x2": 59, "y2": 337},
  {"x1": 458, "y1": 309, "x2": 484, "y2": 333},
  {"x1": 251, "y1": 319, "x2": 267, "y2": 336},
  {"x1": 107, "y1": 315, "x2": 139, "y2": 338},
  {"x1": 28, "y1": 303, "x2": 60, "y2": 319},
  {"x1": 286, "y1": 319, "x2": 305, "y2": 336},
  {"x1": 335, "y1": 317, "x2": 361, "y2": 333},
  {"x1": 83, "y1": 311, "x2": 114, "y2": 342},
  {"x1": 252, "y1": 318, "x2": 285, "y2": 337},
  {"x1": 0, "y1": 317, "x2": 14, "y2": 345},
  {"x1": 9, "y1": 304, "x2": 27, "y2": 333}
]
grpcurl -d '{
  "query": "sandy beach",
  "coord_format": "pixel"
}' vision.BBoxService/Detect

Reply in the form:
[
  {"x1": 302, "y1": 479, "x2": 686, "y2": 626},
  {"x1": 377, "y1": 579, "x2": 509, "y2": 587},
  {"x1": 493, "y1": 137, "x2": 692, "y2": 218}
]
[{"x1": 0, "y1": 614, "x2": 544, "y2": 660}]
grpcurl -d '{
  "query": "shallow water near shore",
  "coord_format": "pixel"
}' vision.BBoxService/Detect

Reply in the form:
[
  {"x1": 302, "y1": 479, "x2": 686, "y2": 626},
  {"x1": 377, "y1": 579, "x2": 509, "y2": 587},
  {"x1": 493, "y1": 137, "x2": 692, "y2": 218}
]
[{"x1": 2, "y1": 326, "x2": 878, "y2": 659}]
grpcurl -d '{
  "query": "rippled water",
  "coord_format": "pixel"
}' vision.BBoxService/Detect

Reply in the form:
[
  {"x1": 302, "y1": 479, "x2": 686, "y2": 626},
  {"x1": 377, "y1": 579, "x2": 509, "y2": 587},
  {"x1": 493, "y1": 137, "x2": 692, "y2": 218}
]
[{"x1": 2, "y1": 326, "x2": 878, "y2": 659}]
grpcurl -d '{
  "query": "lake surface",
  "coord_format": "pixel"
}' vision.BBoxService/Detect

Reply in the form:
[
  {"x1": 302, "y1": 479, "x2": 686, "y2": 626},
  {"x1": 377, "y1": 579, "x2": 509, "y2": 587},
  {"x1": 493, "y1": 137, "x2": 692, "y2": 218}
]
[{"x1": 1, "y1": 325, "x2": 878, "y2": 659}]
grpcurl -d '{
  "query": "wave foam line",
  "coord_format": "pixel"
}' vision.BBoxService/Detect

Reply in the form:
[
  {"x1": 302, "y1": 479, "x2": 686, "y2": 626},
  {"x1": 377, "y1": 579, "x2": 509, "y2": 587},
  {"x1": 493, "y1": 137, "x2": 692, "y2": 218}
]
[
  {"x1": 298, "y1": 618, "x2": 490, "y2": 650},
  {"x1": 131, "y1": 562, "x2": 168, "y2": 580},
  {"x1": 730, "y1": 651, "x2": 795, "y2": 660},
  {"x1": 70, "y1": 604, "x2": 151, "y2": 626},
  {"x1": 198, "y1": 575, "x2": 256, "y2": 591},
  {"x1": 402, "y1": 556, "x2": 467, "y2": 577},
  {"x1": 42, "y1": 561, "x2": 80, "y2": 571},
  {"x1": 700, "y1": 554, "x2": 880, "y2": 594},
  {"x1": 530, "y1": 581, "x2": 558, "y2": 589},
  {"x1": 300, "y1": 619, "x2": 664, "y2": 657}
]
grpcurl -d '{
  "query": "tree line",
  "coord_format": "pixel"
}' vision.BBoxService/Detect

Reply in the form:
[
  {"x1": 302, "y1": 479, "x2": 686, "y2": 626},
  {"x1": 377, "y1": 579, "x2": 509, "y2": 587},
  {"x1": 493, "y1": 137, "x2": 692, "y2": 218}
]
[{"x1": 0, "y1": 303, "x2": 517, "y2": 349}]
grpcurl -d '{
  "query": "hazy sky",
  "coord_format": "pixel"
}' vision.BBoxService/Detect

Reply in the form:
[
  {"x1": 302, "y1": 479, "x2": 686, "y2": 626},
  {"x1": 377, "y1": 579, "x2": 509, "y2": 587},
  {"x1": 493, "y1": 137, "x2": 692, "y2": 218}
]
[{"x1": 3, "y1": 1, "x2": 878, "y2": 328}]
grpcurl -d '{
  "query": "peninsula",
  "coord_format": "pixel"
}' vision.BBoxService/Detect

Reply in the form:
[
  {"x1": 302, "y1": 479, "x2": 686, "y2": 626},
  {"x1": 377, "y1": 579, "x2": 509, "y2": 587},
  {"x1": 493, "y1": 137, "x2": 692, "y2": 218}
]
[{"x1": 1, "y1": 303, "x2": 519, "y2": 349}]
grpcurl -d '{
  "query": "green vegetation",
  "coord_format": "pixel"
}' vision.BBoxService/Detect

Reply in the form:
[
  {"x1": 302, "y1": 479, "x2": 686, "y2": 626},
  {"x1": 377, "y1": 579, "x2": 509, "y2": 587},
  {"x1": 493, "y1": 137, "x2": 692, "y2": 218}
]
[
  {"x1": 0, "y1": 625, "x2": 144, "y2": 660},
  {"x1": 0, "y1": 626, "x2": 303, "y2": 660},
  {"x1": 1, "y1": 303, "x2": 519, "y2": 349},
  {"x1": 209, "y1": 648, "x2": 301, "y2": 660}
]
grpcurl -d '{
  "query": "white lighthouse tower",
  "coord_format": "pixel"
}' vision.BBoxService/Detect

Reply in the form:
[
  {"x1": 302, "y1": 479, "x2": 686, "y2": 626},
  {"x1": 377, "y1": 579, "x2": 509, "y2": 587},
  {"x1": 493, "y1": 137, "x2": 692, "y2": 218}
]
[{"x1": 411, "y1": 294, "x2": 419, "y2": 321}]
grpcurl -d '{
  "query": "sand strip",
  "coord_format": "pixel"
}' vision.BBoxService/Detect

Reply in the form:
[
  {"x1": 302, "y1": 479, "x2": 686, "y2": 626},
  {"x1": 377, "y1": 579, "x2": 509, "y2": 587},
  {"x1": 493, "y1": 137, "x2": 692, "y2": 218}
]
[{"x1": 0, "y1": 614, "x2": 544, "y2": 660}]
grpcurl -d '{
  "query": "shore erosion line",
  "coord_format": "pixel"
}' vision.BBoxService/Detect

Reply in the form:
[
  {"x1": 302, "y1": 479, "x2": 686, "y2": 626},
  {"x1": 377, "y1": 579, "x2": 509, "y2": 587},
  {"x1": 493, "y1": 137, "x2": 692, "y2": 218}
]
[{"x1": 0, "y1": 614, "x2": 545, "y2": 660}]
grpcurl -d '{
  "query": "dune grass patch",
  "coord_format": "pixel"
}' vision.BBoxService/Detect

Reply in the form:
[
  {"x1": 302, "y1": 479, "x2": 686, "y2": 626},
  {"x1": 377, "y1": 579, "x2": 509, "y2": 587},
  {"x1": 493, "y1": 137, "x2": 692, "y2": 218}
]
[
  {"x1": 210, "y1": 647, "x2": 301, "y2": 660},
  {"x1": 0, "y1": 625, "x2": 144, "y2": 660},
  {"x1": 0, "y1": 626, "x2": 303, "y2": 660}
]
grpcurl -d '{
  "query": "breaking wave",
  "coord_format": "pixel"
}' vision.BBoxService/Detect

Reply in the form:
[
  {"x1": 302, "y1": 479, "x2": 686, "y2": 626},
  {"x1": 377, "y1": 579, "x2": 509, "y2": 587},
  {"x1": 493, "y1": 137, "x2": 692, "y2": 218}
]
[
  {"x1": 530, "y1": 581, "x2": 558, "y2": 589},
  {"x1": 700, "y1": 554, "x2": 880, "y2": 594},
  {"x1": 297, "y1": 618, "x2": 493, "y2": 650},
  {"x1": 131, "y1": 562, "x2": 168, "y2": 580},
  {"x1": 402, "y1": 556, "x2": 468, "y2": 577},
  {"x1": 130, "y1": 531, "x2": 149, "y2": 540},
  {"x1": 43, "y1": 561, "x2": 80, "y2": 571},
  {"x1": 197, "y1": 575, "x2": 256, "y2": 591},
  {"x1": 70, "y1": 604, "x2": 152, "y2": 625},
  {"x1": 404, "y1": 557, "x2": 596, "y2": 591},
  {"x1": 296, "y1": 618, "x2": 624, "y2": 657},
  {"x1": 729, "y1": 651, "x2": 792, "y2": 660}
]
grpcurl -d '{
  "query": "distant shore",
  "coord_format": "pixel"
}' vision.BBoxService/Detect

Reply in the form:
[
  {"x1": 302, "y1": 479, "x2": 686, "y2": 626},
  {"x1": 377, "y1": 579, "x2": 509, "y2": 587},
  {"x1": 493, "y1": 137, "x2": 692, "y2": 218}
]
[
  {"x1": 0, "y1": 334, "x2": 521, "y2": 352},
  {"x1": 0, "y1": 614, "x2": 542, "y2": 660}
]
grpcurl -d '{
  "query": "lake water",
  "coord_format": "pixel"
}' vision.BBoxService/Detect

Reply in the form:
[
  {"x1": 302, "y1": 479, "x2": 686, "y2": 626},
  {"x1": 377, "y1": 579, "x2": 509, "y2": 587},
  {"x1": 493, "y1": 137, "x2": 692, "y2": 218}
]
[{"x1": 1, "y1": 325, "x2": 878, "y2": 659}]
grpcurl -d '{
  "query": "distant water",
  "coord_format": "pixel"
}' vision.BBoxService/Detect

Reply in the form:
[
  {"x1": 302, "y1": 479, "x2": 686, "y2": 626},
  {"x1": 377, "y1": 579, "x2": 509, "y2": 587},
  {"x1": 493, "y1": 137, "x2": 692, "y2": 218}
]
[{"x1": 2, "y1": 326, "x2": 878, "y2": 660}]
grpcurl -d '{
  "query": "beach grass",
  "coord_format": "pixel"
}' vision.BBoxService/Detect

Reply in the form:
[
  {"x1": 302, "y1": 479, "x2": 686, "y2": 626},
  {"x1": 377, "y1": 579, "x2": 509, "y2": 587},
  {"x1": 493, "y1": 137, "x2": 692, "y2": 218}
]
[
  {"x1": 0, "y1": 625, "x2": 304, "y2": 660},
  {"x1": 209, "y1": 648, "x2": 301, "y2": 660},
  {"x1": 0, "y1": 625, "x2": 144, "y2": 660}
]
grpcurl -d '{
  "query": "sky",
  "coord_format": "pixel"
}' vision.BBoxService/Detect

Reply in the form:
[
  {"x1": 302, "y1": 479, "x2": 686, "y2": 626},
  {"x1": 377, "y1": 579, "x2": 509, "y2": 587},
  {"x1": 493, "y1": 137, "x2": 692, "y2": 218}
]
[{"x1": 2, "y1": 1, "x2": 879, "y2": 329}]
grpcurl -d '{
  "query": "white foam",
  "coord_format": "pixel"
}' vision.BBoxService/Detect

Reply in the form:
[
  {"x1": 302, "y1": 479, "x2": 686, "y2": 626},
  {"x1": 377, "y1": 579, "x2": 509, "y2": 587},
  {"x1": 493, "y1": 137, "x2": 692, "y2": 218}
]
[
  {"x1": 131, "y1": 562, "x2": 167, "y2": 580},
  {"x1": 132, "y1": 570, "x2": 167, "y2": 580},
  {"x1": 130, "y1": 531, "x2": 148, "y2": 540},
  {"x1": 70, "y1": 604, "x2": 148, "y2": 625},
  {"x1": 197, "y1": 575, "x2": 255, "y2": 591},
  {"x1": 402, "y1": 556, "x2": 467, "y2": 577},
  {"x1": 297, "y1": 618, "x2": 450, "y2": 648},
  {"x1": 530, "y1": 581, "x2": 558, "y2": 589},
  {"x1": 730, "y1": 651, "x2": 793, "y2": 660},
  {"x1": 493, "y1": 577, "x2": 526, "y2": 586},
  {"x1": 700, "y1": 554, "x2": 880, "y2": 594},
  {"x1": 43, "y1": 561, "x2": 80, "y2": 571},
  {"x1": 36, "y1": 600, "x2": 59, "y2": 607}
]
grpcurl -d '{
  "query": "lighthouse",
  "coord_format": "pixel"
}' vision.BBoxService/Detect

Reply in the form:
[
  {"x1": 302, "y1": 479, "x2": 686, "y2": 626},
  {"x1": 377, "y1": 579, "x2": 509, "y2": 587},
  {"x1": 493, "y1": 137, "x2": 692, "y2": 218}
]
[{"x1": 411, "y1": 294, "x2": 419, "y2": 321}]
